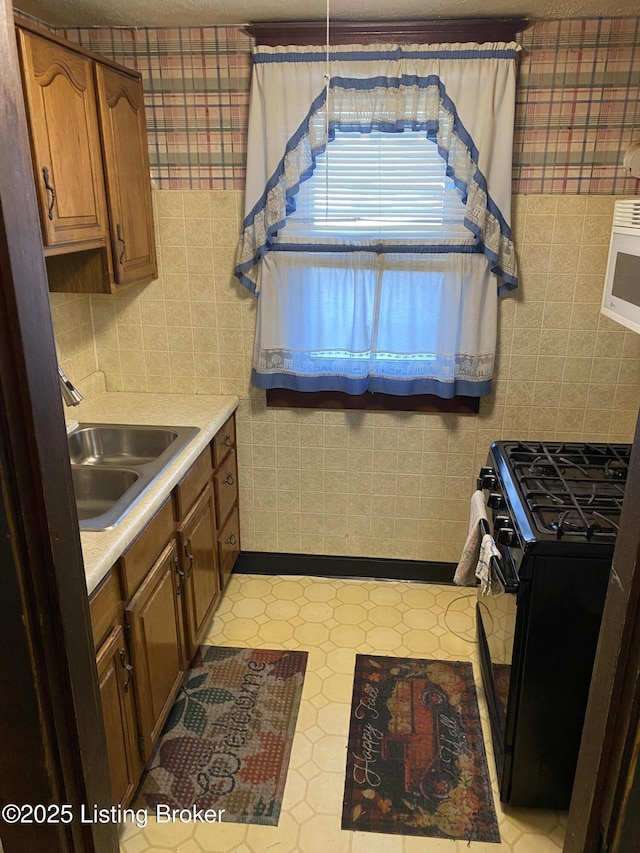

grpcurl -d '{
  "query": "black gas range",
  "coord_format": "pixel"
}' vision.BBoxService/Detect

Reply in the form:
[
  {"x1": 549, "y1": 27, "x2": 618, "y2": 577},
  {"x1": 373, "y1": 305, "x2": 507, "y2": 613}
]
[{"x1": 476, "y1": 440, "x2": 631, "y2": 809}]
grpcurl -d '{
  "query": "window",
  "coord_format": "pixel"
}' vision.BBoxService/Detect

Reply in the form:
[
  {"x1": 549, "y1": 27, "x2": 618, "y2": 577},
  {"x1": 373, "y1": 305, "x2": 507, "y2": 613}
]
[
  {"x1": 235, "y1": 38, "x2": 520, "y2": 410},
  {"x1": 266, "y1": 127, "x2": 481, "y2": 412}
]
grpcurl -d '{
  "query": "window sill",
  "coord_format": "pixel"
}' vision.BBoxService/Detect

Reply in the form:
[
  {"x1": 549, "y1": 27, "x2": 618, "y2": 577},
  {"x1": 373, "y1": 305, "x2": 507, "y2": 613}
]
[{"x1": 266, "y1": 388, "x2": 479, "y2": 414}]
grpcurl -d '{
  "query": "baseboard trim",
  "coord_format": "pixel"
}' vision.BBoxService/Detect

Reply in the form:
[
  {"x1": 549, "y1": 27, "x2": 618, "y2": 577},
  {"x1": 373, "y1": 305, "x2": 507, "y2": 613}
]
[{"x1": 233, "y1": 551, "x2": 456, "y2": 584}]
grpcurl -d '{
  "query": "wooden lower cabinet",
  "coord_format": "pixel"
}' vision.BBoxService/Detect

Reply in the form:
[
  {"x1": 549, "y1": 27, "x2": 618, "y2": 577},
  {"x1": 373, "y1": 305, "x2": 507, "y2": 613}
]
[
  {"x1": 90, "y1": 416, "x2": 241, "y2": 804},
  {"x1": 218, "y1": 505, "x2": 241, "y2": 590},
  {"x1": 125, "y1": 539, "x2": 185, "y2": 761},
  {"x1": 96, "y1": 623, "x2": 141, "y2": 807},
  {"x1": 212, "y1": 415, "x2": 241, "y2": 591},
  {"x1": 179, "y1": 483, "x2": 220, "y2": 663}
]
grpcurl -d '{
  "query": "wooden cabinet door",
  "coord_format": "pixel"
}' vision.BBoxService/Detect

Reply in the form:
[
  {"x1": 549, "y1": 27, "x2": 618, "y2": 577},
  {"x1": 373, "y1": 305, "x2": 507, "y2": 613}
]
[
  {"x1": 179, "y1": 484, "x2": 220, "y2": 663},
  {"x1": 94, "y1": 64, "x2": 157, "y2": 287},
  {"x1": 125, "y1": 539, "x2": 185, "y2": 760},
  {"x1": 96, "y1": 623, "x2": 141, "y2": 807},
  {"x1": 17, "y1": 29, "x2": 106, "y2": 248}
]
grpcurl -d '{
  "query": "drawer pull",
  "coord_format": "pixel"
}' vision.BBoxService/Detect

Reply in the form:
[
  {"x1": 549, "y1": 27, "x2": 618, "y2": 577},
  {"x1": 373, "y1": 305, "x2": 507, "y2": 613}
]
[
  {"x1": 224, "y1": 472, "x2": 235, "y2": 486},
  {"x1": 118, "y1": 648, "x2": 133, "y2": 692},
  {"x1": 184, "y1": 540, "x2": 194, "y2": 579},
  {"x1": 226, "y1": 532, "x2": 237, "y2": 547},
  {"x1": 222, "y1": 434, "x2": 233, "y2": 448}
]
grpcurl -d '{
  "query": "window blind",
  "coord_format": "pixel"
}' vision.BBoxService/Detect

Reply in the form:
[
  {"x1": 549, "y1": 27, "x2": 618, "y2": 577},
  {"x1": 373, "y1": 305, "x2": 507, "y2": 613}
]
[{"x1": 278, "y1": 127, "x2": 470, "y2": 243}]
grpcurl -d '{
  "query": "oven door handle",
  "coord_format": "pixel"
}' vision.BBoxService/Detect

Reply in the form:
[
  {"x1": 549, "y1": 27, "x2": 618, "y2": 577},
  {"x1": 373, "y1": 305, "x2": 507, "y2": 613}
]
[
  {"x1": 479, "y1": 517, "x2": 519, "y2": 593},
  {"x1": 490, "y1": 555, "x2": 519, "y2": 594}
]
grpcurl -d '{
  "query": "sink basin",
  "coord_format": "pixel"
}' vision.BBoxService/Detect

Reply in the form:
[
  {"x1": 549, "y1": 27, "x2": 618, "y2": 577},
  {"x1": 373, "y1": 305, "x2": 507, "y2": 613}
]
[
  {"x1": 72, "y1": 465, "x2": 140, "y2": 521},
  {"x1": 69, "y1": 424, "x2": 184, "y2": 466},
  {"x1": 69, "y1": 422, "x2": 199, "y2": 531}
]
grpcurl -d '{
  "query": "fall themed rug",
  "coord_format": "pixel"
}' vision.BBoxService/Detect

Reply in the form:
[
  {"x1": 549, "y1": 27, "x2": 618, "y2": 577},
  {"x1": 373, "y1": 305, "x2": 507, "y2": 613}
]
[
  {"x1": 342, "y1": 655, "x2": 500, "y2": 843},
  {"x1": 133, "y1": 646, "x2": 307, "y2": 825}
]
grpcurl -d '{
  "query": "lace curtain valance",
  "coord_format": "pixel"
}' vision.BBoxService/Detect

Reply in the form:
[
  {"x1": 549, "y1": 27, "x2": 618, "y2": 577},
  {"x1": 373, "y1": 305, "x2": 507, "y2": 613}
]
[{"x1": 235, "y1": 43, "x2": 520, "y2": 295}]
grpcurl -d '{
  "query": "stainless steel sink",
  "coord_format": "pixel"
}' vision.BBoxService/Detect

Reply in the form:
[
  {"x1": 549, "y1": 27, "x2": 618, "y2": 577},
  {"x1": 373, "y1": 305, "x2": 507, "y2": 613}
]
[
  {"x1": 69, "y1": 424, "x2": 186, "y2": 466},
  {"x1": 72, "y1": 465, "x2": 140, "y2": 521},
  {"x1": 69, "y1": 423, "x2": 199, "y2": 531}
]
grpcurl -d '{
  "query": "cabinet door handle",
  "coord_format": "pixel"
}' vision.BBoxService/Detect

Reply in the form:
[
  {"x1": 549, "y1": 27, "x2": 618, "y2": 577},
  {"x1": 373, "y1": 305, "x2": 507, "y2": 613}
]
[
  {"x1": 118, "y1": 648, "x2": 133, "y2": 692},
  {"x1": 42, "y1": 167, "x2": 56, "y2": 220},
  {"x1": 184, "y1": 540, "x2": 194, "y2": 578},
  {"x1": 174, "y1": 556, "x2": 185, "y2": 595},
  {"x1": 223, "y1": 434, "x2": 232, "y2": 448},
  {"x1": 226, "y1": 532, "x2": 237, "y2": 547},
  {"x1": 224, "y1": 472, "x2": 235, "y2": 486},
  {"x1": 116, "y1": 223, "x2": 126, "y2": 264}
]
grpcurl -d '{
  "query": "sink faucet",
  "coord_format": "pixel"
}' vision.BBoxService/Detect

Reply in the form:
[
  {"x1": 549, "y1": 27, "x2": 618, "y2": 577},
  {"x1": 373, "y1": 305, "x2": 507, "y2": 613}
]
[{"x1": 58, "y1": 364, "x2": 83, "y2": 406}]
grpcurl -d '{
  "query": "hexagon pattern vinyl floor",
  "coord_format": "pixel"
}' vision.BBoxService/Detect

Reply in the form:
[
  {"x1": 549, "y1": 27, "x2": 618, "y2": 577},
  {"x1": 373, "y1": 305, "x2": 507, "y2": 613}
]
[{"x1": 119, "y1": 574, "x2": 567, "y2": 853}]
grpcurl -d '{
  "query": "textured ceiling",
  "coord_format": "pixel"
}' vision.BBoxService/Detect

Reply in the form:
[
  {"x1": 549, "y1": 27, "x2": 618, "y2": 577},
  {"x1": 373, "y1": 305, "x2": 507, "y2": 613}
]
[{"x1": 12, "y1": 0, "x2": 640, "y2": 28}]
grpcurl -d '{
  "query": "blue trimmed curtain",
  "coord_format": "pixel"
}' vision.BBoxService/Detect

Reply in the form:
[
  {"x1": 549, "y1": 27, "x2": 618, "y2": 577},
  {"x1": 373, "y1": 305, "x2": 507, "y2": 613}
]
[{"x1": 235, "y1": 43, "x2": 520, "y2": 398}]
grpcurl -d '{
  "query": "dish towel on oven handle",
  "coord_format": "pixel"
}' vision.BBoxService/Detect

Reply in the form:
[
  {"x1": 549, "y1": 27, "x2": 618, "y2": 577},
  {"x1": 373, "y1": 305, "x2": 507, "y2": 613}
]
[
  {"x1": 476, "y1": 534, "x2": 503, "y2": 596},
  {"x1": 453, "y1": 490, "x2": 489, "y2": 586}
]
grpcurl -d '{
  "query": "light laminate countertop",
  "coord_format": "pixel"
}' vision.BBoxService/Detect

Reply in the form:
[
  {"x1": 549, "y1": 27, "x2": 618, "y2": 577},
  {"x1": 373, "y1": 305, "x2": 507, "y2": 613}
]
[{"x1": 69, "y1": 389, "x2": 239, "y2": 596}]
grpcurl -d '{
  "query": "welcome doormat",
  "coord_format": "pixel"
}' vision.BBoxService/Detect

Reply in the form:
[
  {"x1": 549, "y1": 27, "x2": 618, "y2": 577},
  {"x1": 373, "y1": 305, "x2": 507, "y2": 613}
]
[
  {"x1": 133, "y1": 646, "x2": 307, "y2": 825},
  {"x1": 342, "y1": 655, "x2": 500, "y2": 843}
]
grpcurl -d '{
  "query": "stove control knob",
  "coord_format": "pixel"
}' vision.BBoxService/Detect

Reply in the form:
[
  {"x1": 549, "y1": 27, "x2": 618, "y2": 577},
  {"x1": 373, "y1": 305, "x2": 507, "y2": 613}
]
[
  {"x1": 478, "y1": 466, "x2": 496, "y2": 490},
  {"x1": 495, "y1": 526, "x2": 516, "y2": 546},
  {"x1": 487, "y1": 492, "x2": 504, "y2": 510}
]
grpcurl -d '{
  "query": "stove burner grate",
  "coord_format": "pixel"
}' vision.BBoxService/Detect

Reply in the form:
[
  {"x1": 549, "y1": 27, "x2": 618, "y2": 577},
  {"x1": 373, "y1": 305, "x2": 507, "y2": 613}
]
[
  {"x1": 548, "y1": 509, "x2": 619, "y2": 540},
  {"x1": 502, "y1": 441, "x2": 631, "y2": 541}
]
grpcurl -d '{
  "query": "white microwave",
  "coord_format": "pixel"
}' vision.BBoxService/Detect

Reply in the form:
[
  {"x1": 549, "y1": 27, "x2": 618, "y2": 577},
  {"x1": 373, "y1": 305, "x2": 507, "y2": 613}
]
[{"x1": 601, "y1": 199, "x2": 640, "y2": 334}]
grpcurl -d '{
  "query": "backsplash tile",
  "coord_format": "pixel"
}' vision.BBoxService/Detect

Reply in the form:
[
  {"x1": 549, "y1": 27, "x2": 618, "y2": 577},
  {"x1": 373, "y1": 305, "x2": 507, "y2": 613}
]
[
  {"x1": 49, "y1": 292, "x2": 98, "y2": 382},
  {"x1": 50, "y1": 188, "x2": 640, "y2": 563}
]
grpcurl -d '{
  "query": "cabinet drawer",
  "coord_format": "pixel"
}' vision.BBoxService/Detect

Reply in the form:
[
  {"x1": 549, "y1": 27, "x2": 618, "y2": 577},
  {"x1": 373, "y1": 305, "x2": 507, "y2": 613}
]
[
  {"x1": 174, "y1": 447, "x2": 212, "y2": 520},
  {"x1": 90, "y1": 570, "x2": 121, "y2": 651},
  {"x1": 118, "y1": 497, "x2": 174, "y2": 600},
  {"x1": 218, "y1": 505, "x2": 240, "y2": 589},
  {"x1": 213, "y1": 448, "x2": 238, "y2": 528},
  {"x1": 212, "y1": 415, "x2": 236, "y2": 468}
]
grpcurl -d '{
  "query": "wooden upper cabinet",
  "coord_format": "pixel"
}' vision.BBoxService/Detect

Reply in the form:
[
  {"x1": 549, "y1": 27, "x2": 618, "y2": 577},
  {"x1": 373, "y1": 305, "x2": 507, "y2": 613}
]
[
  {"x1": 94, "y1": 64, "x2": 157, "y2": 287},
  {"x1": 17, "y1": 29, "x2": 107, "y2": 250},
  {"x1": 15, "y1": 21, "x2": 157, "y2": 293}
]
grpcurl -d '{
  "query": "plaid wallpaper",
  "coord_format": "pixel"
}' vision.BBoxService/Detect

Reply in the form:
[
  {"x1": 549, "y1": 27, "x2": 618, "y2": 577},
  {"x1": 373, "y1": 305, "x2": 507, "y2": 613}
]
[
  {"x1": 21, "y1": 15, "x2": 640, "y2": 194},
  {"x1": 516, "y1": 17, "x2": 640, "y2": 194}
]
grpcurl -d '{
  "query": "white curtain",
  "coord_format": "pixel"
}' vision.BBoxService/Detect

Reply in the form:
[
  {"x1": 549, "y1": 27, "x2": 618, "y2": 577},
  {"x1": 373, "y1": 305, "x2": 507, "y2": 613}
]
[{"x1": 235, "y1": 43, "x2": 520, "y2": 397}]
